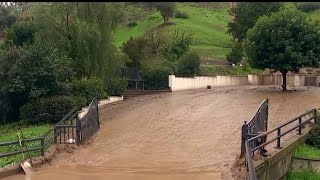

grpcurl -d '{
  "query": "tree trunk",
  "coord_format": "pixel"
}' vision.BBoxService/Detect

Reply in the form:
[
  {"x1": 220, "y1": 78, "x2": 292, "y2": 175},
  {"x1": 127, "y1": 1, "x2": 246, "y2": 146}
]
[{"x1": 281, "y1": 70, "x2": 288, "y2": 91}]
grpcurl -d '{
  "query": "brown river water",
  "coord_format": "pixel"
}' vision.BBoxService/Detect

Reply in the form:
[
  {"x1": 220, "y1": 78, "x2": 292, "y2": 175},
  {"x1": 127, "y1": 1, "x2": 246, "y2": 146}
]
[{"x1": 4, "y1": 86, "x2": 320, "y2": 180}]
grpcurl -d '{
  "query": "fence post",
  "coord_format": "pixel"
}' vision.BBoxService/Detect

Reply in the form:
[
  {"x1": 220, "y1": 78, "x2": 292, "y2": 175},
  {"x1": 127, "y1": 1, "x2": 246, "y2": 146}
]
[
  {"x1": 76, "y1": 118, "x2": 81, "y2": 145},
  {"x1": 298, "y1": 118, "x2": 302, "y2": 135},
  {"x1": 241, "y1": 121, "x2": 248, "y2": 157},
  {"x1": 96, "y1": 100, "x2": 100, "y2": 129},
  {"x1": 54, "y1": 126, "x2": 57, "y2": 143},
  {"x1": 40, "y1": 138, "x2": 44, "y2": 156},
  {"x1": 276, "y1": 128, "x2": 281, "y2": 148},
  {"x1": 314, "y1": 109, "x2": 317, "y2": 124}
]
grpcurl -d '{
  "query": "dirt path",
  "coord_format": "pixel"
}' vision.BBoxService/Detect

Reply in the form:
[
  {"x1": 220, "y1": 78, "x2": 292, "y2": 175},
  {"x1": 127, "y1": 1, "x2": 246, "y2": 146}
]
[{"x1": 5, "y1": 86, "x2": 320, "y2": 180}]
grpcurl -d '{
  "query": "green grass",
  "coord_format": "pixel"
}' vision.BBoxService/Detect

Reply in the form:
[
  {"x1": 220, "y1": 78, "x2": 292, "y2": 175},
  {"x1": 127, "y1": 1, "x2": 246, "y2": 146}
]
[
  {"x1": 294, "y1": 143, "x2": 320, "y2": 159},
  {"x1": 114, "y1": 3, "x2": 233, "y2": 61},
  {"x1": 288, "y1": 170, "x2": 320, "y2": 180},
  {"x1": 200, "y1": 64, "x2": 262, "y2": 76},
  {"x1": 0, "y1": 123, "x2": 52, "y2": 167},
  {"x1": 115, "y1": 3, "x2": 320, "y2": 62}
]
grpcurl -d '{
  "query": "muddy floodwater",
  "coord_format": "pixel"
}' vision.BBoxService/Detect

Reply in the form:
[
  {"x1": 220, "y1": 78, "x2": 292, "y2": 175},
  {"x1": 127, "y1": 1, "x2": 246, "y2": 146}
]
[{"x1": 5, "y1": 86, "x2": 320, "y2": 180}]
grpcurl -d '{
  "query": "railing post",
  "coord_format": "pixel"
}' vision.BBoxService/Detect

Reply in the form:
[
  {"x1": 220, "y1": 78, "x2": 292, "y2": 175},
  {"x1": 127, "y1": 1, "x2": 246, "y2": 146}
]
[
  {"x1": 135, "y1": 80, "x2": 138, "y2": 90},
  {"x1": 40, "y1": 138, "x2": 44, "y2": 156},
  {"x1": 276, "y1": 128, "x2": 281, "y2": 149},
  {"x1": 241, "y1": 121, "x2": 248, "y2": 157},
  {"x1": 54, "y1": 126, "x2": 57, "y2": 143},
  {"x1": 314, "y1": 109, "x2": 317, "y2": 124},
  {"x1": 76, "y1": 118, "x2": 81, "y2": 145},
  {"x1": 298, "y1": 118, "x2": 302, "y2": 135}
]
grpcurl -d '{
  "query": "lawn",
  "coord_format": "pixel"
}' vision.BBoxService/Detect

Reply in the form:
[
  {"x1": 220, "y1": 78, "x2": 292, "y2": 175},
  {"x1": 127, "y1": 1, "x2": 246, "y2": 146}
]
[
  {"x1": 288, "y1": 170, "x2": 320, "y2": 180},
  {"x1": 294, "y1": 143, "x2": 320, "y2": 159},
  {"x1": 200, "y1": 64, "x2": 262, "y2": 76},
  {"x1": 0, "y1": 123, "x2": 52, "y2": 167},
  {"x1": 114, "y1": 3, "x2": 233, "y2": 61}
]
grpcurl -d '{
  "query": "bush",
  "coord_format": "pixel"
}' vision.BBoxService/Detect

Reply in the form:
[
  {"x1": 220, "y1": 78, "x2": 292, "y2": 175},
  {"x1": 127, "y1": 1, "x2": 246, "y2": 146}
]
[
  {"x1": 21, "y1": 96, "x2": 76, "y2": 124},
  {"x1": 226, "y1": 43, "x2": 243, "y2": 65},
  {"x1": 127, "y1": 21, "x2": 138, "y2": 27},
  {"x1": 175, "y1": 52, "x2": 201, "y2": 77},
  {"x1": 174, "y1": 11, "x2": 189, "y2": 19},
  {"x1": 306, "y1": 126, "x2": 320, "y2": 148},
  {"x1": 297, "y1": 3, "x2": 320, "y2": 12},
  {"x1": 68, "y1": 77, "x2": 107, "y2": 104},
  {"x1": 106, "y1": 77, "x2": 128, "y2": 96},
  {"x1": 141, "y1": 65, "x2": 172, "y2": 90}
]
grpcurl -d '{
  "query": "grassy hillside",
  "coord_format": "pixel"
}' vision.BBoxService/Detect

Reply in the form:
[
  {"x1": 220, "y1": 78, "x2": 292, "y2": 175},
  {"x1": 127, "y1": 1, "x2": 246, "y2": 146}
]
[
  {"x1": 114, "y1": 3, "x2": 233, "y2": 61},
  {"x1": 114, "y1": 2, "x2": 320, "y2": 62}
]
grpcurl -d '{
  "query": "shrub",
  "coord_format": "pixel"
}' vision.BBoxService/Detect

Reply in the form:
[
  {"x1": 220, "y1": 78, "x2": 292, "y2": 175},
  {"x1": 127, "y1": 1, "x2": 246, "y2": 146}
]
[
  {"x1": 127, "y1": 21, "x2": 138, "y2": 27},
  {"x1": 106, "y1": 77, "x2": 128, "y2": 96},
  {"x1": 226, "y1": 43, "x2": 243, "y2": 65},
  {"x1": 175, "y1": 52, "x2": 200, "y2": 77},
  {"x1": 21, "y1": 96, "x2": 76, "y2": 124},
  {"x1": 161, "y1": 30, "x2": 192, "y2": 64},
  {"x1": 306, "y1": 126, "x2": 320, "y2": 148},
  {"x1": 69, "y1": 77, "x2": 107, "y2": 104},
  {"x1": 174, "y1": 11, "x2": 189, "y2": 19},
  {"x1": 297, "y1": 3, "x2": 320, "y2": 12},
  {"x1": 141, "y1": 65, "x2": 172, "y2": 90}
]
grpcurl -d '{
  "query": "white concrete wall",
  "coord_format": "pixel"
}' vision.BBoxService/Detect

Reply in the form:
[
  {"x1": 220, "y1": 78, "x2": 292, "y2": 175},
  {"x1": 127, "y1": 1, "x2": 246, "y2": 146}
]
[
  {"x1": 78, "y1": 96, "x2": 124, "y2": 119},
  {"x1": 169, "y1": 74, "x2": 320, "y2": 92},
  {"x1": 169, "y1": 75, "x2": 249, "y2": 91}
]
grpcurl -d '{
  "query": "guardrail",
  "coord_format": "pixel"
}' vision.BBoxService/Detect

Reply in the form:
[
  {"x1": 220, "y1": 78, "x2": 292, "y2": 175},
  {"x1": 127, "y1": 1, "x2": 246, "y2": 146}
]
[
  {"x1": 244, "y1": 108, "x2": 318, "y2": 180},
  {"x1": 0, "y1": 107, "x2": 80, "y2": 163},
  {"x1": 241, "y1": 99, "x2": 268, "y2": 157}
]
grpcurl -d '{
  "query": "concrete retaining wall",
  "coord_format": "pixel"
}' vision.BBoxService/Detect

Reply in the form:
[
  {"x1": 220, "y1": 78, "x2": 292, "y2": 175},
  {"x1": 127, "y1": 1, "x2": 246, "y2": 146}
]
[
  {"x1": 292, "y1": 157, "x2": 320, "y2": 171},
  {"x1": 169, "y1": 74, "x2": 320, "y2": 91},
  {"x1": 255, "y1": 127, "x2": 313, "y2": 180}
]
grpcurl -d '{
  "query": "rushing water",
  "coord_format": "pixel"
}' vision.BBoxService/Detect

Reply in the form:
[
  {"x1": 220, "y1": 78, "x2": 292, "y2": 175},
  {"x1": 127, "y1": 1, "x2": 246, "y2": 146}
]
[{"x1": 4, "y1": 86, "x2": 320, "y2": 180}]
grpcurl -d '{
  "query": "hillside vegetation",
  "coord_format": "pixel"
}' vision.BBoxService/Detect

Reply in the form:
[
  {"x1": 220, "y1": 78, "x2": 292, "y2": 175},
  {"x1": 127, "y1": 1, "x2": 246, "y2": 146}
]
[
  {"x1": 114, "y1": 2, "x2": 320, "y2": 62},
  {"x1": 114, "y1": 3, "x2": 233, "y2": 61}
]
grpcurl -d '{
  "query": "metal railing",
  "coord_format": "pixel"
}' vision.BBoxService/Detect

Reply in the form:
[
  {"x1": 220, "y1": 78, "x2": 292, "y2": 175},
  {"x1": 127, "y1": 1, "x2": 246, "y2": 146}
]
[
  {"x1": 0, "y1": 107, "x2": 80, "y2": 162},
  {"x1": 127, "y1": 79, "x2": 144, "y2": 90},
  {"x1": 241, "y1": 99, "x2": 269, "y2": 157},
  {"x1": 0, "y1": 97, "x2": 100, "y2": 166},
  {"x1": 244, "y1": 108, "x2": 318, "y2": 180},
  {"x1": 79, "y1": 97, "x2": 100, "y2": 142}
]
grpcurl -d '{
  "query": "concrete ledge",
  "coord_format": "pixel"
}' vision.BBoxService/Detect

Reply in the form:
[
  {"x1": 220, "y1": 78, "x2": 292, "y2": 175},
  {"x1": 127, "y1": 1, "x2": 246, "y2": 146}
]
[
  {"x1": 0, "y1": 145, "x2": 57, "y2": 179},
  {"x1": 292, "y1": 157, "x2": 320, "y2": 171},
  {"x1": 255, "y1": 126, "x2": 314, "y2": 180}
]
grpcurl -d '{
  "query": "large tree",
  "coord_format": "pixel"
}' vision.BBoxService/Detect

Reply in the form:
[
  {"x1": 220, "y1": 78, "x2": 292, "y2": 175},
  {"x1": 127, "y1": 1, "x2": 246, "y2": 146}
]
[
  {"x1": 156, "y1": 2, "x2": 175, "y2": 25},
  {"x1": 30, "y1": 2, "x2": 125, "y2": 78},
  {"x1": 245, "y1": 9, "x2": 320, "y2": 91},
  {"x1": 228, "y1": 2, "x2": 282, "y2": 43}
]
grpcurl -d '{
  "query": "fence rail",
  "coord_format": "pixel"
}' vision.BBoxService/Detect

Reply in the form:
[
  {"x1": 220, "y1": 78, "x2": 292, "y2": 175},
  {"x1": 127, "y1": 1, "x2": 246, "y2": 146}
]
[
  {"x1": 241, "y1": 99, "x2": 268, "y2": 157},
  {"x1": 244, "y1": 106, "x2": 318, "y2": 180}
]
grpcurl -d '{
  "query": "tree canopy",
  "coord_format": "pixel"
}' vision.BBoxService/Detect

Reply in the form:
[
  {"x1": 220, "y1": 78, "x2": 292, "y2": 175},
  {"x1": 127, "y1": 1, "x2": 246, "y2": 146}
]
[
  {"x1": 156, "y1": 2, "x2": 175, "y2": 25},
  {"x1": 228, "y1": 2, "x2": 282, "y2": 42},
  {"x1": 245, "y1": 9, "x2": 320, "y2": 91}
]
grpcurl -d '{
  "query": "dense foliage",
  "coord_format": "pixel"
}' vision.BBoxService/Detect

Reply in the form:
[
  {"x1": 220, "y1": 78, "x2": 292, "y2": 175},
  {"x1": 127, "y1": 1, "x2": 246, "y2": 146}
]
[
  {"x1": 175, "y1": 52, "x2": 200, "y2": 77},
  {"x1": 245, "y1": 9, "x2": 320, "y2": 91}
]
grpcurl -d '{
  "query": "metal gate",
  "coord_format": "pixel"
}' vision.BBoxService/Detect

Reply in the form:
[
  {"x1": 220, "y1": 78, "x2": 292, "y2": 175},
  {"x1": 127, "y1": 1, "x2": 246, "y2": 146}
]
[
  {"x1": 79, "y1": 97, "x2": 100, "y2": 142},
  {"x1": 240, "y1": 99, "x2": 269, "y2": 157}
]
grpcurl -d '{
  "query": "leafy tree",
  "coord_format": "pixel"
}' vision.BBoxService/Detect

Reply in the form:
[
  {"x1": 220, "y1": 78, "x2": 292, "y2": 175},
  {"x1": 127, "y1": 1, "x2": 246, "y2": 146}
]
[
  {"x1": 228, "y1": 2, "x2": 282, "y2": 42},
  {"x1": 0, "y1": 45, "x2": 62, "y2": 123},
  {"x1": 0, "y1": 5, "x2": 19, "y2": 36},
  {"x1": 156, "y1": 2, "x2": 175, "y2": 25},
  {"x1": 245, "y1": 9, "x2": 320, "y2": 91},
  {"x1": 31, "y1": 2, "x2": 125, "y2": 78},
  {"x1": 161, "y1": 30, "x2": 192, "y2": 66},
  {"x1": 226, "y1": 42, "x2": 243, "y2": 64},
  {"x1": 5, "y1": 21, "x2": 35, "y2": 47},
  {"x1": 176, "y1": 52, "x2": 200, "y2": 77},
  {"x1": 122, "y1": 36, "x2": 147, "y2": 69}
]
